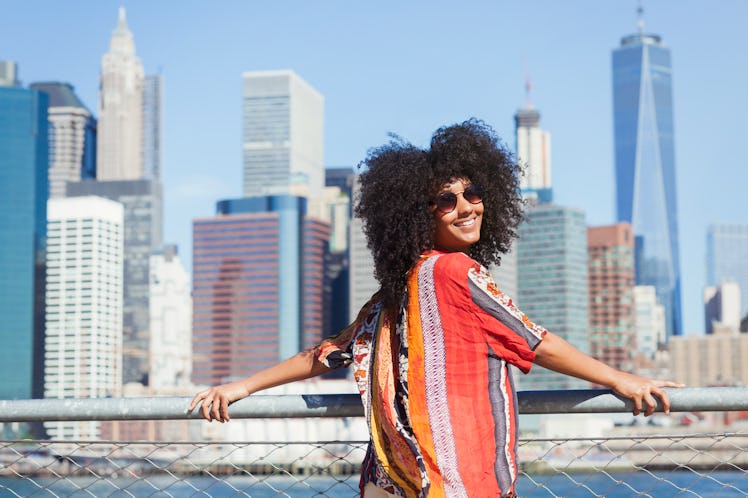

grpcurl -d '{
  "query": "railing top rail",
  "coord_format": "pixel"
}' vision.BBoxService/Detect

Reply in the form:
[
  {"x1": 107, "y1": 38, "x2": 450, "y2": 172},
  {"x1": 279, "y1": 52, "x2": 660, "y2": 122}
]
[{"x1": 0, "y1": 387, "x2": 746, "y2": 422}]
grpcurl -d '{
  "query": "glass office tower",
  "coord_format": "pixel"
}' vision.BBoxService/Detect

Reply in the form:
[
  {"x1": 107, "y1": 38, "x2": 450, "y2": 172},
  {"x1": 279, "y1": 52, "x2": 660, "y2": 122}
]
[
  {"x1": 191, "y1": 196, "x2": 330, "y2": 386},
  {"x1": 516, "y1": 204, "x2": 590, "y2": 390},
  {"x1": 0, "y1": 86, "x2": 48, "y2": 401},
  {"x1": 707, "y1": 223, "x2": 748, "y2": 319},
  {"x1": 242, "y1": 71, "x2": 324, "y2": 200},
  {"x1": 29, "y1": 82, "x2": 97, "y2": 198},
  {"x1": 612, "y1": 27, "x2": 682, "y2": 338}
]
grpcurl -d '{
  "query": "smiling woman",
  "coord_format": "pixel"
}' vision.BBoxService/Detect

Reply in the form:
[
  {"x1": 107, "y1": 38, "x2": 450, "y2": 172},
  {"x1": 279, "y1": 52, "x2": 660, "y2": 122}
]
[{"x1": 190, "y1": 119, "x2": 681, "y2": 498}]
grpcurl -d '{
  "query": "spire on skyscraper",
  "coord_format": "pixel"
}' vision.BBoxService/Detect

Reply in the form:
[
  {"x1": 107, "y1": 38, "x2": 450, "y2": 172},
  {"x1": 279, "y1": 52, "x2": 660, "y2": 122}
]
[
  {"x1": 110, "y1": 6, "x2": 136, "y2": 55},
  {"x1": 522, "y1": 55, "x2": 533, "y2": 110},
  {"x1": 514, "y1": 70, "x2": 552, "y2": 203},
  {"x1": 637, "y1": 0, "x2": 645, "y2": 35},
  {"x1": 97, "y1": 7, "x2": 144, "y2": 180}
]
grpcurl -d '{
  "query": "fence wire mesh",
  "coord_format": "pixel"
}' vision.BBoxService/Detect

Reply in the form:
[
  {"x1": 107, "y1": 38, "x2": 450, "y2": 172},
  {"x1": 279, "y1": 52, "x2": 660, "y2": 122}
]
[{"x1": 1, "y1": 433, "x2": 747, "y2": 497}]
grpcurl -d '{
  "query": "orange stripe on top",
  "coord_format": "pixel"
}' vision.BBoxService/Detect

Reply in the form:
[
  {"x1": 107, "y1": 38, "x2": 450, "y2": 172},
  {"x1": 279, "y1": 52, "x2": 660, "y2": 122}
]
[{"x1": 405, "y1": 258, "x2": 445, "y2": 494}]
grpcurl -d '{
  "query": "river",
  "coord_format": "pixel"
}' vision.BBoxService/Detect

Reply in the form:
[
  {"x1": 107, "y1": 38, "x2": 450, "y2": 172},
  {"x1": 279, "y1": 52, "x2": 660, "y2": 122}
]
[{"x1": 2, "y1": 471, "x2": 747, "y2": 496}]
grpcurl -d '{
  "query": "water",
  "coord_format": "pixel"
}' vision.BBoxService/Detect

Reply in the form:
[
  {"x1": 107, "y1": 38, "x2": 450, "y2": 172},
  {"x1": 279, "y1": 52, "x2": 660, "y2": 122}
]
[{"x1": 2, "y1": 472, "x2": 747, "y2": 497}]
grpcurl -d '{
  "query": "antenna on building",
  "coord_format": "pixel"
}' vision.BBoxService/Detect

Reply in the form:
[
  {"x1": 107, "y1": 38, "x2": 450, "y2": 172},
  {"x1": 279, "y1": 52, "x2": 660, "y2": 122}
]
[
  {"x1": 637, "y1": 0, "x2": 645, "y2": 35},
  {"x1": 521, "y1": 53, "x2": 533, "y2": 109}
]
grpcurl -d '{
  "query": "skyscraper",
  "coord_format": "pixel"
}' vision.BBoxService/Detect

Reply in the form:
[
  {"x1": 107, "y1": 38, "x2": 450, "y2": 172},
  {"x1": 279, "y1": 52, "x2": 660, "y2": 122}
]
[
  {"x1": 44, "y1": 196, "x2": 124, "y2": 439},
  {"x1": 97, "y1": 7, "x2": 144, "y2": 180},
  {"x1": 348, "y1": 177, "x2": 378, "y2": 323},
  {"x1": 706, "y1": 223, "x2": 748, "y2": 319},
  {"x1": 323, "y1": 168, "x2": 354, "y2": 341},
  {"x1": 142, "y1": 74, "x2": 162, "y2": 181},
  {"x1": 30, "y1": 82, "x2": 97, "y2": 198},
  {"x1": 67, "y1": 179, "x2": 163, "y2": 385},
  {"x1": 704, "y1": 281, "x2": 742, "y2": 334},
  {"x1": 242, "y1": 70, "x2": 324, "y2": 199},
  {"x1": 149, "y1": 245, "x2": 192, "y2": 389},
  {"x1": 514, "y1": 87, "x2": 552, "y2": 204},
  {"x1": 612, "y1": 11, "x2": 682, "y2": 338},
  {"x1": 634, "y1": 285, "x2": 666, "y2": 358},
  {"x1": 191, "y1": 196, "x2": 330, "y2": 385},
  {"x1": 587, "y1": 223, "x2": 636, "y2": 372},
  {"x1": 516, "y1": 204, "x2": 589, "y2": 390},
  {"x1": 0, "y1": 60, "x2": 18, "y2": 86},
  {"x1": 0, "y1": 81, "x2": 48, "y2": 403}
]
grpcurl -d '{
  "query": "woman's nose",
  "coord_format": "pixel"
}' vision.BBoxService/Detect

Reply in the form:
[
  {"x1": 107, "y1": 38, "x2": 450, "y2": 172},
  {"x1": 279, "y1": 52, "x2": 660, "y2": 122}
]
[{"x1": 456, "y1": 192, "x2": 474, "y2": 214}]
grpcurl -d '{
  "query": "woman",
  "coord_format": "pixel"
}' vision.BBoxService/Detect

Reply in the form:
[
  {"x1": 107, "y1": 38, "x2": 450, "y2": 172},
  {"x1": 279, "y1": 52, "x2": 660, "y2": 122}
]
[{"x1": 190, "y1": 119, "x2": 680, "y2": 498}]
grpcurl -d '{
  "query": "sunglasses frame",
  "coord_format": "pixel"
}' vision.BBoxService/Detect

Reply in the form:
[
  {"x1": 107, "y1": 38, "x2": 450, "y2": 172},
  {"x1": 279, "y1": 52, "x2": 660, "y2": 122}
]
[{"x1": 434, "y1": 184, "x2": 483, "y2": 214}]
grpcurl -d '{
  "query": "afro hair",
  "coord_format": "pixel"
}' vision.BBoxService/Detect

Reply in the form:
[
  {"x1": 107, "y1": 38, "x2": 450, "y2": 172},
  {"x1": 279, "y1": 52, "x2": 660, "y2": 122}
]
[{"x1": 355, "y1": 118, "x2": 524, "y2": 311}]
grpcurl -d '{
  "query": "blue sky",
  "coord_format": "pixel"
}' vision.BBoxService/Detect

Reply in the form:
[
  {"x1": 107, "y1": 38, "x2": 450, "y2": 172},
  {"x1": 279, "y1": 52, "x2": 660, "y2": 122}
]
[{"x1": 2, "y1": 0, "x2": 747, "y2": 334}]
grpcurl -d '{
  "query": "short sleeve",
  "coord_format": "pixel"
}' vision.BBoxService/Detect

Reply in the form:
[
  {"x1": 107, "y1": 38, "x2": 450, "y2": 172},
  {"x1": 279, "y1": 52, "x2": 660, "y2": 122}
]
[{"x1": 467, "y1": 263, "x2": 547, "y2": 373}]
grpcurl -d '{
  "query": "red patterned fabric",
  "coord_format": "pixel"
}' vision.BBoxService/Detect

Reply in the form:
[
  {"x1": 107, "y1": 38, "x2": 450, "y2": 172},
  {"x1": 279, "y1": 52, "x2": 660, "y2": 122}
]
[{"x1": 316, "y1": 250, "x2": 547, "y2": 497}]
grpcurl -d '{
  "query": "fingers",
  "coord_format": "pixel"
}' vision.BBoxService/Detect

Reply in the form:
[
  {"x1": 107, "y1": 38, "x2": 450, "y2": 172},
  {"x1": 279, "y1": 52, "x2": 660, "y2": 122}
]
[
  {"x1": 196, "y1": 388, "x2": 221, "y2": 422},
  {"x1": 658, "y1": 380, "x2": 685, "y2": 388},
  {"x1": 189, "y1": 390, "x2": 215, "y2": 421},
  {"x1": 653, "y1": 386, "x2": 671, "y2": 414},
  {"x1": 632, "y1": 383, "x2": 674, "y2": 417},
  {"x1": 642, "y1": 390, "x2": 657, "y2": 417},
  {"x1": 210, "y1": 396, "x2": 222, "y2": 422},
  {"x1": 188, "y1": 392, "x2": 204, "y2": 412},
  {"x1": 632, "y1": 395, "x2": 642, "y2": 416},
  {"x1": 201, "y1": 394, "x2": 213, "y2": 421},
  {"x1": 220, "y1": 396, "x2": 230, "y2": 422}
]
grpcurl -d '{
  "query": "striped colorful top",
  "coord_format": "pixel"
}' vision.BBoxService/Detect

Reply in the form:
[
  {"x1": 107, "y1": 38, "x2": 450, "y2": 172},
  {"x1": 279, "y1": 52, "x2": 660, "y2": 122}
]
[{"x1": 316, "y1": 249, "x2": 547, "y2": 497}]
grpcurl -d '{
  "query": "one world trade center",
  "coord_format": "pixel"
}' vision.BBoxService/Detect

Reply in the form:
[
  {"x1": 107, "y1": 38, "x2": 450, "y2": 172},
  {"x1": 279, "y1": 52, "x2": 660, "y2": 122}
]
[{"x1": 612, "y1": 13, "x2": 682, "y2": 339}]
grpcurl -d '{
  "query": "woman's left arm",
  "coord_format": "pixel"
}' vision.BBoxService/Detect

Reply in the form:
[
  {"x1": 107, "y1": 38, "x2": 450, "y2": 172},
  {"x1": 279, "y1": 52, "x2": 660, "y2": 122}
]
[{"x1": 533, "y1": 331, "x2": 683, "y2": 416}]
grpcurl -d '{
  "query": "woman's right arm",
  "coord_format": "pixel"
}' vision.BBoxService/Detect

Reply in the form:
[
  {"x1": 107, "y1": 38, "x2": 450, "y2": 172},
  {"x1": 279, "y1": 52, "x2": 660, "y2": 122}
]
[{"x1": 188, "y1": 349, "x2": 332, "y2": 423}]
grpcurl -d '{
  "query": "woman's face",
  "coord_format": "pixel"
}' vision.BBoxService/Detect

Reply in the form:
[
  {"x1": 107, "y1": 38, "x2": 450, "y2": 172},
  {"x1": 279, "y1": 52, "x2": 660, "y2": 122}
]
[{"x1": 432, "y1": 178, "x2": 484, "y2": 253}]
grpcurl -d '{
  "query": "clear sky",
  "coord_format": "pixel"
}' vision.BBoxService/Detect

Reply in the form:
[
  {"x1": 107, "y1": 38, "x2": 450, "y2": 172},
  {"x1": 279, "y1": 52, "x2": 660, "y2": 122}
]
[{"x1": 2, "y1": 0, "x2": 747, "y2": 335}]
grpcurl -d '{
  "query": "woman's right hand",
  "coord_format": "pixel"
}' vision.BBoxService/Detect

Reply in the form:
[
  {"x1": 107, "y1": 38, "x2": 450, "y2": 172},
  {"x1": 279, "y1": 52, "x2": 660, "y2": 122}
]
[{"x1": 188, "y1": 381, "x2": 250, "y2": 423}]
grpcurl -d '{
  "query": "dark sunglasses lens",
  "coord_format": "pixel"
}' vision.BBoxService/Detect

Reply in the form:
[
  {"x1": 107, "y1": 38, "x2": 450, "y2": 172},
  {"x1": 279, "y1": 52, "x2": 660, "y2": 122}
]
[
  {"x1": 464, "y1": 185, "x2": 482, "y2": 204},
  {"x1": 437, "y1": 192, "x2": 457, "y2": 213}
]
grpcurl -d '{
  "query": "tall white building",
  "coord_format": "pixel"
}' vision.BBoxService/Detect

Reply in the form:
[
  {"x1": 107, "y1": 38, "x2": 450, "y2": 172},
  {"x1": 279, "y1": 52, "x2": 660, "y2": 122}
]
[
  {"x1": 704, "y1": 281, "x2": 741, "y2": 334},
  {"x1": 149, "y1": 245, "x2": 192, "y2": 389},
  {"x1": 242, "y1": 70, "x2": 324, "y2": 200},
  {"x1": 97, "y1": 7, "x2": 144, "y2": 180},
  {"x1": 30, "y1": 82, "x2": 96, "y2": 198},
  {"x1": 142, "y1": 74, "x2": 162, "y2": 181},
  {"x1": 515, "y1": 105, "x2": 551, "y2": 201},
  {"x1": 634, "y1": 285, "x2": 666, "y2": 358},
  {"x1": 44, "y1": 196, "x2": 124, "y2": 439},
  {"x1": 0, "y1": 60, "x2": 17, "y2": 86},
  {"x1": 347, "y1": 178, "x2": 378, "y2": 322}
]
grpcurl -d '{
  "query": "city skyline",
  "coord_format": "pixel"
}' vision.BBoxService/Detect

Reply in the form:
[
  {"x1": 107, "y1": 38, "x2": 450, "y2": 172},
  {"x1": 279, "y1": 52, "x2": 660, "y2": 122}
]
[{"x1": 2, "y1": 1, "x2": 747, "y2": 334}]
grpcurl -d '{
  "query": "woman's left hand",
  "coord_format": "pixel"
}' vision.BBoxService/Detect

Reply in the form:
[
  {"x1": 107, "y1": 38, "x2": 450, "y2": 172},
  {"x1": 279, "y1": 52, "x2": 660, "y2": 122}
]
[{"x1": 610, "y1": 372, "x2": 684, "y2": 416}]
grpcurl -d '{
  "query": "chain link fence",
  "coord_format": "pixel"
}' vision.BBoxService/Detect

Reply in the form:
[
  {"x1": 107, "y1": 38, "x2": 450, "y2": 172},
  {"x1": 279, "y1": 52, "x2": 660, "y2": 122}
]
[
  {"x1": 2, "y1": 433, "x2": 748, "y2": 497},
  {"x1": 2, "y1": 388, "x2": 748, "y2": 496}
]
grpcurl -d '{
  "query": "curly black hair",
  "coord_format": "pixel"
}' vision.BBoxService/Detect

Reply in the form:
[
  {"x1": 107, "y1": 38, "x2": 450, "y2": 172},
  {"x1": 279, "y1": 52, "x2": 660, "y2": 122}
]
[{"x1": 355, "y1": 118, "x2": 524, "y2": 311}]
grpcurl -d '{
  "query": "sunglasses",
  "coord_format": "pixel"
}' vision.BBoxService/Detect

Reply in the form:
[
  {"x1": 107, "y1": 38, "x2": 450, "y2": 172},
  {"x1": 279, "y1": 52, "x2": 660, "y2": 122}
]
[{"x1": 433, "y1": 184, "x2": 483, "y2": 214}]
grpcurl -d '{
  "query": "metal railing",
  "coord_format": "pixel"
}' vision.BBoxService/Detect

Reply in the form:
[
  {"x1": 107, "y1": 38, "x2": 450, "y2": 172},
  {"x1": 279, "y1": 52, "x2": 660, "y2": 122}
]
[{"x1": 1, "y1": 387, "x2": 747, "y2": 497}]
